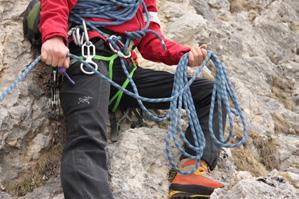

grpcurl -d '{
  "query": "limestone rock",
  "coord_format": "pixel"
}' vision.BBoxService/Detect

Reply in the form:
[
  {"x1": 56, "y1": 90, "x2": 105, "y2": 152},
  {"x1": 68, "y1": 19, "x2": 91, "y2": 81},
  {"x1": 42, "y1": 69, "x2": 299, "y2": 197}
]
[
  {"x1": 108, "y1": 127, "x2": 170, "y2": 199},
  {"x1": 167, "y1": 12, "x2": 207, "y2": 44},
  {"x1": 26, "y1": 134, "x2": 52, "y2": 160},
  {"x1": 0, "y1": 0, "x2": 299, "y2": 198},
  {"x1": 19, "y1": 177, "x2": 62, "y2": 199},
  {"x1": 212, "y1": 177, "x2": 297, "y2": 199}
]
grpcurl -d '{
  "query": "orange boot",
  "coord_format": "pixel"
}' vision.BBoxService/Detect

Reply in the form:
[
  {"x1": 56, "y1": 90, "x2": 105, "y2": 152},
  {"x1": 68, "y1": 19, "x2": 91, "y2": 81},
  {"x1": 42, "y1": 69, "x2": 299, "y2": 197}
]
[{"x1": 168, "y1": 159, "x2": 224, "y2": 199}]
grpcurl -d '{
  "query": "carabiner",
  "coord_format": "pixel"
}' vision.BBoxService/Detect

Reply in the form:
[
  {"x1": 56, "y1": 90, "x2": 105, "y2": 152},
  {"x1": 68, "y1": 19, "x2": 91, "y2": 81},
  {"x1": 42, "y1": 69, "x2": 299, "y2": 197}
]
[{"x1": 108, "y1": 35, "x2": 132, "y2": 58}]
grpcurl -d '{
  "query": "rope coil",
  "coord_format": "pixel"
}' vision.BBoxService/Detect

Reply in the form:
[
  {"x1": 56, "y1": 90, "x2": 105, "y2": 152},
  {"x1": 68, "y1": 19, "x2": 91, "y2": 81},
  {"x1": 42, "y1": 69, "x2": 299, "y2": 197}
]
[
  {"x1": 0, "y1": 0, "x2": 248, "y2": 174},
  {"x1": 69, "y1": 0, "x2": 166, "y2": 54},
  {"x1": 0, "y1": 51, "x2": 248, "y2": 174}
]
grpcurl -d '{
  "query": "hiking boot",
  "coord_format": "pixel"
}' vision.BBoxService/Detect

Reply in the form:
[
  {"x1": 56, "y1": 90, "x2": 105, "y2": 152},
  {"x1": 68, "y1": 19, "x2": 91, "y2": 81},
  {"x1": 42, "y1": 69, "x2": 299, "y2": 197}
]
[{"x1": 168, "y1": 159, "x2": 224, "y2": 199}]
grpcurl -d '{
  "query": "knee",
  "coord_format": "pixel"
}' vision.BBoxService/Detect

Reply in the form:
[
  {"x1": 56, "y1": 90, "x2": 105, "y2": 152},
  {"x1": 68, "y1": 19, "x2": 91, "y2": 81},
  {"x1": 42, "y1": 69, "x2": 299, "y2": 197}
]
[
  {"x1": 64, "y1": 109, "x2": 108, "y2": 141},
  {"x1": 191, "y1": 79, "x2": 214, "y2": 107}
]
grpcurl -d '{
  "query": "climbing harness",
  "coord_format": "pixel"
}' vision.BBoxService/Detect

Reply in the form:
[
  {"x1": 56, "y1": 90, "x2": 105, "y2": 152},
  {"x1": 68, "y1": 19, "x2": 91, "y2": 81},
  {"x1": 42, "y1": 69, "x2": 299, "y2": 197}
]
[
  {"x1": 1, "y1": 0, "x2": 248, "y2": 175},
  {"x1": 71, "y1": 20, "x2": 137, "y2": 111}
]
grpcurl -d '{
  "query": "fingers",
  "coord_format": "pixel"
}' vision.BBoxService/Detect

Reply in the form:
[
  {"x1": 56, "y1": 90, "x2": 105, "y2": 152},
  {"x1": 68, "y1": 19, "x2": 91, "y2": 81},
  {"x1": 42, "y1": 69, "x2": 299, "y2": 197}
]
[
  {"x1": 189, "y1": 51, "x2": 195, "y2": 67},
  {"x1": 49, "y1": 48, "x2": 68, "y2": 67},
  {"x1": 61, "y1": 48, "x2": 70, "y2": 69},
  {"x1": 56, "y1": 48, "x2": 69, "y2": 67},
  {"x1": 63, "y1": 49, "x2": 70, "y2": 69},
  {"x1": 200, "y1": 47, "x2": 207, "y2": 59},
  {"x1": 41, "y1": 47, "x2": 48, "y2": 63},
  {"x1": 52, "y1": 50, "x2": 59, "y2": 67},
  {"x1": 190, "y1": 48, "x2": 202, "y2": 67},
  {"x1": 200, "y1": 44, "x2": 208, "y2": 59},
  {"x1": 189, "y1": 48, "x2": 195, "y2": 67},
  {"x1": 196, "y1": 47, "x2": 204, "y2": 65},
  {"x1": 188, "y1": 44, "x2": 208, "y2": 67},
  {"x1": 46, "y1": 52, "x2": 53, "y2": 66},
  {"x1": 63, "y1": 57, "x2": 70, "y2": 69},
  {"x1": 57, "y1": 53, "x2": 65, "y2": 68},
  {"x1": 190, "y1": 47, "x2": 203, "y2": 67},
  {"x1": 40, "y1": 37, "x2": 69, "y2": 68},
  {"x1": 192, "y1": 48, "x2": 200, "y2": 66}
]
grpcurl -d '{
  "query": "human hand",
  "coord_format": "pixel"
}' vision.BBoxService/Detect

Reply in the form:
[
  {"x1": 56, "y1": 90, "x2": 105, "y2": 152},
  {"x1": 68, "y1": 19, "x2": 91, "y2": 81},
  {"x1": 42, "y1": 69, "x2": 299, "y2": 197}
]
[
  {"x1": 188, "y1": 44, "x2": 208, "y2": 67},
  {"x1": 41, "y1": 37, "x2": 70, "y2": 68}
]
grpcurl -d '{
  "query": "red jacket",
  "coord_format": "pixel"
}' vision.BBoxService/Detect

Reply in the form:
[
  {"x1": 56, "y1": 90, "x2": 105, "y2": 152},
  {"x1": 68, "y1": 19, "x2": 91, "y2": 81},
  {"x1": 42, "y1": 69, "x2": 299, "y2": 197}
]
[{"x1": 40, "y1": 0, "x2": 190, "y2": 65}]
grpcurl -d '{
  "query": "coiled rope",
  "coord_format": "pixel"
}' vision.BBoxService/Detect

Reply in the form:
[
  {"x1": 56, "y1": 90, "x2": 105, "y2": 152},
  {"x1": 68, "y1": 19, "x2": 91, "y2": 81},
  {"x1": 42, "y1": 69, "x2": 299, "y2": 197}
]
[
  {"x1": 0, "y1": 0, "x2": 248, "y2": 174},
  {"x1": 0, "y1": 51, "x2": 248, "y2": 174},
  {"x1": 69, "y1": 0, "x2": 166, "y2": 53}
]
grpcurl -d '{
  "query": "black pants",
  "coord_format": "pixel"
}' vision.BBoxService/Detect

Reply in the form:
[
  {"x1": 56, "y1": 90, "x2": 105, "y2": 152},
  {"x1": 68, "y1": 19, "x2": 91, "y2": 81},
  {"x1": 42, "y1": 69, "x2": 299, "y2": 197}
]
[{"x1": 59, "y1": 40, "x2": 225, "y2": 199}]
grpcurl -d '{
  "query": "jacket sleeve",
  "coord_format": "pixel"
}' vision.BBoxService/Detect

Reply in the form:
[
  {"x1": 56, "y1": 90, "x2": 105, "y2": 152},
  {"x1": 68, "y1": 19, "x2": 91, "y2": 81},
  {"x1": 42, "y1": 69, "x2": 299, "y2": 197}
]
[
  {"x1": 137, "y1": 0, "x2": 191, "y2": 65},
  {"x1": 40, "y1": 0, "x2": 77, "y2": 44}
]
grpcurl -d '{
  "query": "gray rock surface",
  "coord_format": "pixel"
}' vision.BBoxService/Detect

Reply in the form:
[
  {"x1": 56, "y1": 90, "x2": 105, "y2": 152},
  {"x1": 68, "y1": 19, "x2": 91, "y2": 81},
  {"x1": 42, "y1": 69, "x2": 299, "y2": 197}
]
[
  {"x1": 108, "y1": 128, "x2": 169, "y2": 199},
  {"x1": 0, "y1": 0, "x2": 64, "y2": 195},
  {"x1": 212, "y1": 176, "x2": 297, "y2": 199},
  {"x1": 0, "y1": 0, "x2": 298, "y2": 198}
]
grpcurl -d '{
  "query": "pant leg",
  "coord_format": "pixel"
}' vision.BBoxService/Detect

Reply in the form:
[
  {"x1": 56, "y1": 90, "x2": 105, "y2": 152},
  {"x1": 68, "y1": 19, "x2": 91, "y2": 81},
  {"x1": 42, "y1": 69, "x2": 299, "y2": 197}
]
[
  {"x1": 111, "y1": 66, "x2": 225, "y2": 170},
  {"x1": 59, "y1": 59, "x2": 113, "y2": 199},
  {"x1": 185, "y1": 80, "x2": 226, "y2": 170}
]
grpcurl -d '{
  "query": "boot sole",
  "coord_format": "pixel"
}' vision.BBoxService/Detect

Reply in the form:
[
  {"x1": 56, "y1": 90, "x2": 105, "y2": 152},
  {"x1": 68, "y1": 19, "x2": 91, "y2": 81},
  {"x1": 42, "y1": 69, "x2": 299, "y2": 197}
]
[
  {"x1": 170, "y1": 183, "x2": 214, "y2": 195},
  {"x1": 169, "y1": 190, "x2": 210, "y2": 199}
]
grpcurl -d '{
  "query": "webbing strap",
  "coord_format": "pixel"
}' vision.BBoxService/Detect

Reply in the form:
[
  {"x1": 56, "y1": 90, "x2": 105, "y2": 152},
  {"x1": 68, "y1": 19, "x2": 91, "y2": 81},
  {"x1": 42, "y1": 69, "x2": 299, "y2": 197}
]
[
  {"x1": 93, "y1": 54, "x2": 118, "y2": 79},
  {"x1": 93, "y1": 54, "x2": 138, "y2": 112},
  {"x1": 109, "y1": 57, "x2": 137, "y2": 112}
]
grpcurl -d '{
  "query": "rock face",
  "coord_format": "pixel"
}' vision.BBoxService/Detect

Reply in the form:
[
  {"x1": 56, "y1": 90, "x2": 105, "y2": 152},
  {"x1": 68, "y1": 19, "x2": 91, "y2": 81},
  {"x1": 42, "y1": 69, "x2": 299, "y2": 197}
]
[
  {"x1": 108, "y1": 128, "x2": 170, "y2": 199},
  {"x1": 0, "y1": 0, "x2": 298, "y2": 198}
]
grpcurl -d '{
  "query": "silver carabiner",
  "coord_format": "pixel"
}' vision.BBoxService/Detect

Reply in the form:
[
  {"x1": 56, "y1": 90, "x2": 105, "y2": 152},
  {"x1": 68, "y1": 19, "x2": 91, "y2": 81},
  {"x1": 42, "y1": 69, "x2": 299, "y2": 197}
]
[
  {"x1": 108, "y1": 35, "x2": 132, "y2": 59},
  {"x1": 82, "y1": 20, "x2": 90, "y2": 44},
  {"x1": 74, "y1": 27, "x2": 85, "y2": 46},
  {"x1": 80, "y1": 19, "x2": 98, "y2": 75},
  {"x1": 69, "y1": 27, "x2": 85, "y2": 46}
]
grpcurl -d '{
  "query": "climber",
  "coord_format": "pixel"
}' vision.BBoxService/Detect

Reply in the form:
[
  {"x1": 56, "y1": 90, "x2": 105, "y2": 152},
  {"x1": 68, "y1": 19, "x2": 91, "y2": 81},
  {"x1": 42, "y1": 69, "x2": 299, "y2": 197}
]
[{"x1": 39, "y1": 0, "x2": 226, "y2": 198}]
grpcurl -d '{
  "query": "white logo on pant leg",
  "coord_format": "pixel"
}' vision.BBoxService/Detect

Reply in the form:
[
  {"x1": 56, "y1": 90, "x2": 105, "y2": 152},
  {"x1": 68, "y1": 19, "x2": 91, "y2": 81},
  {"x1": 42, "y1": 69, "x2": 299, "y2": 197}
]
[{"x1": 78, "y1": 96, "x2": 93, "y2": 105}]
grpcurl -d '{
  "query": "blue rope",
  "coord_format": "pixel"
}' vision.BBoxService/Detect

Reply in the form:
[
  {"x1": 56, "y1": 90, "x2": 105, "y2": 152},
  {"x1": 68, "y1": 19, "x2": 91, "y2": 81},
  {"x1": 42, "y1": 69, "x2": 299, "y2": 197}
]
[
  {"x1": 0, "y1": 0, "x2": 248, "y2": 174},
  {"x1": 0, "y1": 56, "x2": 41, "y2": 102},
  {"x1": 69, "y1": 0, "x2": 166, "y2": 53},
  {"x1": 0, "y1": 51, "x2": 248, "y2": 174}
]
